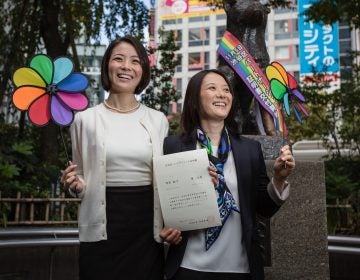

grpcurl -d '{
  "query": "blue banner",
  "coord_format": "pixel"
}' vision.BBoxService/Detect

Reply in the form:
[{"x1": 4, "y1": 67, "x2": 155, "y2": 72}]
[{"x1": 298, "y1": 0, "x2": 340, "y2": 76}]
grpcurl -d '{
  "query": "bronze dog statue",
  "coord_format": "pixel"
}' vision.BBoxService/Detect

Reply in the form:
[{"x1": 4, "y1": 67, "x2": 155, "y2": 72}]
[{"x1": 218, "y1": 0, "x2": 276, "y2": 135}]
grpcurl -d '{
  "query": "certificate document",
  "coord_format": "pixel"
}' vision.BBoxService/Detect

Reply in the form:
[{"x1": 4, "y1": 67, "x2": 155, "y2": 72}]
[{"x1": 153, "y1": 149, "x2": 221, "y2": 231}]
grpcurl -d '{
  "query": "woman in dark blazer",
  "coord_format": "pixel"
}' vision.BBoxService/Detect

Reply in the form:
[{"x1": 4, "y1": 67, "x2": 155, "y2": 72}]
[{"x1": 160, "y1": 69, "x2": 295, "y2": 280}]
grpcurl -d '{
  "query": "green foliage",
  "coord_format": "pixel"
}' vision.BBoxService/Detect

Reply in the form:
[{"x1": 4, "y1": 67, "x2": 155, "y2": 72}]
[
  {"x1": 0, "y1": 121, "x2": 61, "y2": 198},
  {"x1": 11, "y1": 142, "x2": 33, "y2": 156},
  {"x1": 102, "y1": 0, "x2": 149, "y2": 41},
  {"x1": 304, "y1": 0, "x2": 360, "y2": 29},
  {"x1": 325, "y1": 156, "x2": 360, "y2": 234},
  {"x1": 325, "y1": 159, "x2": 360, "y2": 203},
  {"x1": 0, "y1": 162, "x2": 20, "y2": 179},
  {"x1": 289, "y1": 52, "x2": 360, "y2": 157},
  {"x1": 287, "y1": 72, "x2": 340, "y2": 144},
  {"x1": 142, "y1": 29, "x2": 180, "y2": 115}
]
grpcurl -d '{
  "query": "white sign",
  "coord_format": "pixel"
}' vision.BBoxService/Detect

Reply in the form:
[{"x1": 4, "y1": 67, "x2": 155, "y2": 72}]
[{"x1": 153, "y1": 149, "x2": 221, "y2": 231}]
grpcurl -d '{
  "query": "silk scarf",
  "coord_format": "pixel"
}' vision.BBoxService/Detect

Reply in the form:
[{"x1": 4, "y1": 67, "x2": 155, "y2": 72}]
[{"x1": 196, "y1": 126, "x2": 240, "y2": 250}]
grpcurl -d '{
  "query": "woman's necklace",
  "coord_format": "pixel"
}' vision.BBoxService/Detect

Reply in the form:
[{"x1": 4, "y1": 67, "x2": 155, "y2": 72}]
[{"x1": 103, "y1": 99, "x2": 140, "y2": 114}]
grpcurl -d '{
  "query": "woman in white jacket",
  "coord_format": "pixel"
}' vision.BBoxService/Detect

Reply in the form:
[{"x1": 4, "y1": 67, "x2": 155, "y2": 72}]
[{"x1": 61, "y1": 36, "x2": 169, "y2": 280}]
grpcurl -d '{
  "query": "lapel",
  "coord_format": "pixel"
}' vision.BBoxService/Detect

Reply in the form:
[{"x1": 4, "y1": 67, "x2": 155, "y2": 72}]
[
  {"x1": 180, "y1": 133, "x2": 197, "y2": 152},
  {"x1": 229, "y1": 133, "x2": 252, "y2": 227}
]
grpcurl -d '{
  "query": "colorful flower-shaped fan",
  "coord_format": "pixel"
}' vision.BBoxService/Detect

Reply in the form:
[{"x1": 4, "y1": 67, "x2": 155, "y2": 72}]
[
  {"x1": 265, "y1": 61, "x2": 309, "y2": 124},
  {"x1": 12, "y1": 54, "x2": 89, "y2": 126}
]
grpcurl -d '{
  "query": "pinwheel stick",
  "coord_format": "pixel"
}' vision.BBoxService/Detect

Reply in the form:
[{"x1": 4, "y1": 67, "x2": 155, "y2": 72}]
[
  {"x1": 59, "y1": 127, "x2": 71, "y2": 165},
  {"x1": 59, "y1": 127, "x2": 79, "y2": 198},
  {"x1": 281, "y1": 123, "x2": 293, "y2": 170},
  {"x1": 280, "y1": 109, "x2": 288, "y2": 169},
  {"x1": 283, "y1": 131, "x2": 287, "y2": 169}
]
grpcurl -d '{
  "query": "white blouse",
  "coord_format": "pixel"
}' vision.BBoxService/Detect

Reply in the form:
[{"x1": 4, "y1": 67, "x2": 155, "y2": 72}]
[
  {"x1": 181, "y1": 146, "x2": 250, "y2": 273},
  {"x1": 103, "y1": 105, "x2": 153, "y2": 186}
]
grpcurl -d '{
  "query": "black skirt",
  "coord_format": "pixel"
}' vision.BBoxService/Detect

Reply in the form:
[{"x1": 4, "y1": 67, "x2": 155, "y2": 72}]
[{"x1": 79, "y1": 186, "x2": 164, "y2": 280}]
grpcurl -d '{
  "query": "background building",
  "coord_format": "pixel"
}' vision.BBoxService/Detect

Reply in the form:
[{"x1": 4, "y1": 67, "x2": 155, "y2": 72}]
[
  {"x1": 154, "y1": 0, "x2": 358, "y2": 112},
  {"x1": 75, "y1": 42, "x2": 107, "y2": 107}
]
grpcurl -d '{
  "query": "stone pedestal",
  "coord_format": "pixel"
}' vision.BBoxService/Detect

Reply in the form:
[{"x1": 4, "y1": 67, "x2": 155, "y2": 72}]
[
  {"x1": 265, "y1": 160, "x2": 330, "y2": 280},
  {"x1": 246, "y1": 135, "x2": 330, "y2": 279}
]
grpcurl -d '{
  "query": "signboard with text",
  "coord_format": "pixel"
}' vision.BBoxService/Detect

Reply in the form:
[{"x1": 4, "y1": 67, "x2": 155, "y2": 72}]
[{"x1": 298, "y1": 0, "x2": 340, "y2": 90}]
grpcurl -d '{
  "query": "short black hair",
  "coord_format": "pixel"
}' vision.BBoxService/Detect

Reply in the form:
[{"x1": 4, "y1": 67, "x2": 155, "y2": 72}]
[
  {"x1": 100, "y1": 36, "x2": 150, "y2": 94},
  {"x1": 181, "y1": 69, "x2": 239, "y2": 136}
]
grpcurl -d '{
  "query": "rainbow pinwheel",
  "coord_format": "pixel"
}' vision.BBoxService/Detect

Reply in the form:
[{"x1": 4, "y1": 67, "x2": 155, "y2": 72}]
[
  {"x1": 12, "y1": 54, "x2": 89, "y2": 126},
  {"x1": 265, "y1": 61, "x2": 309, "y2": 124}
]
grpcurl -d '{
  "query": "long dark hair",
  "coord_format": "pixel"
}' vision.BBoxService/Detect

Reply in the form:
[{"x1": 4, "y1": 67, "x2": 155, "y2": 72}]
[
  {"x1": 181, "y1": 69, "x2": 239, "y2": 138},
  {"x1": 100, "y1": 35, "x2": 150, "y2": 94}
]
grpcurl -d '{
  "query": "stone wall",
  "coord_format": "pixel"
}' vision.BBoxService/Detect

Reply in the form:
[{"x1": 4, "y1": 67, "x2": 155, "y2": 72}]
[{"x1": 265, "y1": 160, "x2": 330, "y2": 279}]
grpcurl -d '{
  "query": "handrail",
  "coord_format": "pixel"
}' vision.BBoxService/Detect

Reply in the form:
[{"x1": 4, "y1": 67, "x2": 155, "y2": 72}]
[
  {"x1": 328, "y1": 235, "x2": 360, "y2": 246},
  {"x1": 0, "y1": 227, "x2": 79, "y2": 248},
  {"x1": 328, "y1": 245, "x2": 360, "y2": 255},
  {"x1": 327, "y1": 235, "x2": 360, "y2": 255},
  {"x1": 0, "y1": 227, "x2": 78, "y2": 238},
  {"x1": 0, "y1": 238, "x2": 79, "y2": 248}
]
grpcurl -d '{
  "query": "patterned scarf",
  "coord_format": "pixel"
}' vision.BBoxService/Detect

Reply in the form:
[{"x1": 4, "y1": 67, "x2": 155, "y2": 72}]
[{"x1": 196, "y1": 126, "x2": 240, "y2": 250}]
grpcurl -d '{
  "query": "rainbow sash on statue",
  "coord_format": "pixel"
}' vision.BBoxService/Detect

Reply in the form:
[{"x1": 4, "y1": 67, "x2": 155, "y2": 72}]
[{"x1": 218, "y1": 31, "x2": 284, "y2": 133}]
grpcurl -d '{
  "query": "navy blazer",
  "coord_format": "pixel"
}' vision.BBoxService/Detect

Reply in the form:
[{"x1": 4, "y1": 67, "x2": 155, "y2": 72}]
[{"x1": 163, "y1": 132, "x2": 281, "y2": 280}]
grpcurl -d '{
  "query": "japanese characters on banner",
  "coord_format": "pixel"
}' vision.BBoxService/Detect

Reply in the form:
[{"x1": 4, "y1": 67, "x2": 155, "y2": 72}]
[
  {"x1": 298, "y1": 0, "x2": 340, "y2": 91},
  {"x1": 218, "y1": 31, "x2": 284, "y2": 133}
]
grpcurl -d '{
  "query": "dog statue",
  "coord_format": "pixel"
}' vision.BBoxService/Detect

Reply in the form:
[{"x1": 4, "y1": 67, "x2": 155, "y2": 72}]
[{"x1": 218, "y1": 0, "x2": 276, "y2": 135}]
